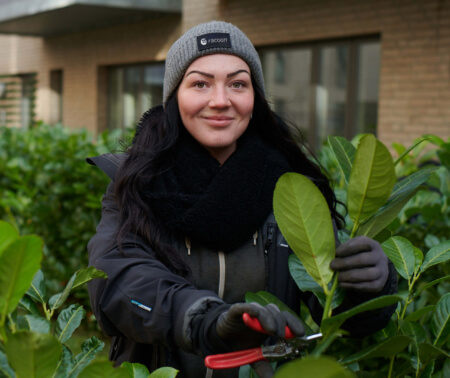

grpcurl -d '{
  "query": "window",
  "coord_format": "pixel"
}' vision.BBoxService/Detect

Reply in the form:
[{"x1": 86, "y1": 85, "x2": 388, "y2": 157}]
[
  {"x1": 19, "y1": 74, "x2": 36, "y2": 129},
  {"x1": 260, "y1": 38, "x2": 380, "y2": 151},
  {"x1": 49, "y1": 69, "x2": 63, "y2": 124},
  {"x1": 108, "y1": 63, "x2": 165, "y2": 130}
]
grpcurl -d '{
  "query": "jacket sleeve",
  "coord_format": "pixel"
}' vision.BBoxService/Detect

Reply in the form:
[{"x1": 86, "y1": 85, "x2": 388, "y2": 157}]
[{"x1": 87, "y1": 158, "x2": 223, "y2": 353}]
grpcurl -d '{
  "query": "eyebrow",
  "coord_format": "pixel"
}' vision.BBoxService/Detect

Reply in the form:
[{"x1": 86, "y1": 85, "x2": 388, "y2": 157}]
[{"x1": 185, "y1": 69, "x2": 251, "y2": 78}]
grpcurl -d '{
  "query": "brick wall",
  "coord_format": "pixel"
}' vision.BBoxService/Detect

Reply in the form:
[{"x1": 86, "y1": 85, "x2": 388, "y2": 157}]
[
  {"x1": 0, "y1": 0, "x2": 449, "y2": 147},
  {"x1": 0, "y1": 15, "x2": 181, "y2": 132},
  {"x1": 182, "y1": 0, "x2": 450, "y2": 147}
]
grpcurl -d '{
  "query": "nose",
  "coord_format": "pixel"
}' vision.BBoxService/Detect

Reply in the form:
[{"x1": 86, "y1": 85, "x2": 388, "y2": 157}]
[{"x1": 209, "y1": 86, "x2": 231, "y2": 108}]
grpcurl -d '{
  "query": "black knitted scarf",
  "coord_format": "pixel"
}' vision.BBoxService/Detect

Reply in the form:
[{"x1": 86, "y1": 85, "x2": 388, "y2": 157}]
[{"x1": 145, "y1": 129, "x2": 292, "y2": 251}]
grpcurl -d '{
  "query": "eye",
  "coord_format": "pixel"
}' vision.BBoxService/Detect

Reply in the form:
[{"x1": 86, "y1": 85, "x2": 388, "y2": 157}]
[
  {"x1": 193, "y1": 81, "x2": 207, "y2": 89},
  {"x1": 231, "y1": 81, "x2": 245, "y2": 89}
]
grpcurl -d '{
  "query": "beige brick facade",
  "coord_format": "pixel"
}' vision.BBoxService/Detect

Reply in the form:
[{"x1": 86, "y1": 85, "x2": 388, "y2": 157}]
[{"x1": 0, "y1": 0, "x2": 449, "y2": 147}]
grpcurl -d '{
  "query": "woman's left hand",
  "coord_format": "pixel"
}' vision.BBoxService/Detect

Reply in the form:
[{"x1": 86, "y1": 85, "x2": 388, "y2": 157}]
[{"x1": 330, "y1": 236, "x2": 389, "y2": 293}]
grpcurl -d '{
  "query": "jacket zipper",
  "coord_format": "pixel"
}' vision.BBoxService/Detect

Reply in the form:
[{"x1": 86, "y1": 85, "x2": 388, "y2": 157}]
[
  {"x1": 265, "y1": 225, "x2": 275, "y2": 254},
  {"x1": 218, "y1": 251, "x2": 225, "y2": 299},
  {"x1": 264, "y1": 225, "x2": 275, "y2": 280}
]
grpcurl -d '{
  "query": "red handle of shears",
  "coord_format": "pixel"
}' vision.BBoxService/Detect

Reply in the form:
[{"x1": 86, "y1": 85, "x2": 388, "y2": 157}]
[
  {"x1": 205, "y1": 346, "x2": 264, "y2": 369},
  {"x1": 242, "y1": 312, "x2": 295, "y2": 339},
  {"x1": 204, "y1": 313, "x2": 296, "y2": 369}
]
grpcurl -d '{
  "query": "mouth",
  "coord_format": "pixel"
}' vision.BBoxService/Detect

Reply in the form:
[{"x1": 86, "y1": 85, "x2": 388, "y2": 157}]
[{"x1": 203, "y1": 115, "x2": 234, "y2": 126}]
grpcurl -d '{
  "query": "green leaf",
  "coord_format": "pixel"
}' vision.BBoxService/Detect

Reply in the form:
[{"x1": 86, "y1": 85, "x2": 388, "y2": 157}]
[
  {"x1": 48, "y1": 274, "x2": 77, "y2": 311},
  {"x1": 78, "y1": 360, "x2": 129, "y2": 378},
  {"x1": 72, "y1": 267, "x2": 107, "y2": 290},
  {"x1": 274, "y1": 356, "x2": 356, "y2": 377},
  {"x1": 328, "y1": 136, "x2": 356, "y2": 185},
  {"x1": 17, "y1": 314, "x2": 51, "y2": 333},
  {"x1": 0, "y1": 221, "x2": 18, "y2": 255},
  {"x1": 18, "y1": 296, "x2": 41, "y2": 316},
  {"x1": 149, "y1": 366, "x2": 179, "y2": 378},
  {"x1": 372, "y1": 228, "x2": 392, "y2": 244},
  {"x1": 55, "y1": 304, "x2": 86, "y2": 343},
  {"x1": 339, "y1": 335, "x2": 411, "y2": 364},
  {"x1": 53, "y1": 345, "x2": 75, "y2": 378},
  {"x1": 26, "y1": 270, "x2": 47, "y2": 304},
  {"x1": 419, "y1": 241, "x2": 450, "y2": 274},
  {"x1": 414, "y1": 247, "x2": 424, "y2": 274},
  {"x1": 0, "y1": 235, "x2": 43, "y2": 325},
  {"x1": 419, "y1": 361, "x2": 435, "y2": 378},
  {"x1": 288, "y1": 255, "x2": 344, "y2": 309},
  {"x1": 67, "y1": 336, "x2": 104, "y2": 378},
  {"x1": 121, "y1": 362, "x2": 151, "y2": 377},
  {"x1": 399, "y1": 320, "x2": 427, "y2": 367},
  {"x1": 348, "y1": 134, "x2": 396, "y2": 225},
  {"x1": 357, "y1": 189, "x2": 419, "y2": 238},
  {"x1": 373, "y1": 320, "x2": 397, "y2": 341},
  {"x1": 49, "y1": 267, "x2": 107, "y2": 312},
  {"x1": 321, "y1": 295, "x2": 403, "y2": 334},
  {"x1": 357, "y1": 167, "x2": 435, "y2": 238},
  {"x1": 399, "y1": 320, "x2": 427, "y2": 343},
  {"x1": 391, "y1": 167, "x2": 437, "y2": 199},
  {"x1": 413, "y1": 276, "x2": 450, "y2": 299},
  {"x1": 5, "y1": 331, "x2": 61, "y2": 378},
  {"x1": 423, "y1": 134, "x2": 445, "y2": 147},
  {"x1": 393, "y1": 137, "x2": 429, "y2": 166},
  {"x1": 418, "y1": 343, "x2": 450, "y2": 365},
  {"x1": 431, "y1": 293, "x2": 450, "y2": 347},
  {"x1": 381, "y1": 236, "x2": 416, "y2": 280},
  {"x1": 441, "y1": 359, "x2": 450, "y2": 378},
  {"x1": 0, "y1": 349, "x2": 15, "y2": 378},
  {"x1": 405, "y1": 306, "x2": 435, "y2": 322},
  {"x1": 245, "y1": 291, "x2": 299, "y2": 319},
  {"x1": 273, "y1": 173, "x2": 335, "y2": 291}
]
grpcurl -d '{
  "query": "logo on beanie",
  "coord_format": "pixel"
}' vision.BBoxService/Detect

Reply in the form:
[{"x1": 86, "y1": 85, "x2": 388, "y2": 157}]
[{"x1": 197, "y1": 33, "x2": 231, "y2": 51}]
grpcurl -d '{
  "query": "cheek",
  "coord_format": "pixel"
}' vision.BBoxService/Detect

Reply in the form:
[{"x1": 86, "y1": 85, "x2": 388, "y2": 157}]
[
  {"x1": 178, "y1": 93, "x2": 202, "y2": 119},
  {"x1": 241, "y1": 96, "x2": 254, "y2": 117}
]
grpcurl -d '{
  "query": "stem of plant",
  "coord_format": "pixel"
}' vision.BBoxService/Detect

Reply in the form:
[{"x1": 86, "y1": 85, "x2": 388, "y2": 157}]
[
  {"x1": 387, "y1": 355, "x2": 395, "y2": 378},
  {"x1": 322, "y1": 273, "x2": 339, "y2": 322},
  {"x1": 311, "y1": 331, "x2": 341, "y2": 357},
  {"x1": 43, "y1": 303, "x2": 52, "y2": 321},
  {"x1": 0, "y1": 321, "x2": 7, "y2": 343},
  {"x1": 349, "y1": 220, "x2": 359, "y2": 239}
]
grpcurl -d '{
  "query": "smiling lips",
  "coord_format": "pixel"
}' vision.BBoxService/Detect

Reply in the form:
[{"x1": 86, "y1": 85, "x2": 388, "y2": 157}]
[{"x1": 202, "y1": 115, "x2": 235, "y2": 127}]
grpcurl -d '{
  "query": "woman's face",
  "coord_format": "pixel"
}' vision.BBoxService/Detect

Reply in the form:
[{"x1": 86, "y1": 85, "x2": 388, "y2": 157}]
[{"x1": 177, "y1": 54, "x2": 254, "y2": 164}]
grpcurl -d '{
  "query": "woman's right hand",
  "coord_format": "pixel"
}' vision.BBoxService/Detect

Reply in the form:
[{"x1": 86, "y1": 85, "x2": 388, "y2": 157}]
[
  {"x1": 214, "y1": 303, "x2": 304, "y2": 378},
  {"x1": 215, "y1": 302, "x2": 305, "y2": 350}
]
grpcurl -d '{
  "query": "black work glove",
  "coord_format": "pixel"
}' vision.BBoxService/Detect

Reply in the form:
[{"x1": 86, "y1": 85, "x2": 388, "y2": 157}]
[
  {"x1": 330, "y1": 236, "x2": 389, "y2": 293},
  {"x1": 216, "y1": 303, "x2": 305, "y2": 351}
]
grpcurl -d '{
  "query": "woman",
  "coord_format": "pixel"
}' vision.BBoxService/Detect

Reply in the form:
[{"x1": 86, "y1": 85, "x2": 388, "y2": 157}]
[{"x1": 87, "y1": 21, "x2": 397, "y2": 378}]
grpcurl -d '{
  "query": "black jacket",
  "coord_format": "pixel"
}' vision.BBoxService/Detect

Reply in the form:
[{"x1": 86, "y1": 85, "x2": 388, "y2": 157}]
[{"x1": 87, "y1": 153, "x2": 397, "y2": 377}]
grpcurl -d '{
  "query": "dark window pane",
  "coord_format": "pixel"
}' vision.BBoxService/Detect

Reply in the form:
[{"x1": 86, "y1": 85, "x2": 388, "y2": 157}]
[
  {"x1": 108, "y1": 67, "x2": 124, "y2": 130},
  {"x1": 20, "y1": 74, "x2": 35, "y2": 129},
  {"x1": 316, "y1": 45, "x2": 349, "y2": 149},
  {"x1": 49, "y1": 69, "x2": 63, "y2": 124},
  {"x1": 108, "y1": 63, "x2": 164, "y2": 130},
  {"x1": 355, "y1": 42, "x2": 380, "y2": 135},
  {"x1": 261, "y1": 48, "x2": 312, "y2": 139},
  {"x1": 124, "y1": 66, "x2": 141, "y2": 128},
  {"x1": 142, "y1": 65, "x2": 164, "y2": 111}
]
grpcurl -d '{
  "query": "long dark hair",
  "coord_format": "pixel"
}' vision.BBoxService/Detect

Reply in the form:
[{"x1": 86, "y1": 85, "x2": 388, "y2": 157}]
[{"x1": 114, "y1": 81, "x2": 344, "y2": 276}]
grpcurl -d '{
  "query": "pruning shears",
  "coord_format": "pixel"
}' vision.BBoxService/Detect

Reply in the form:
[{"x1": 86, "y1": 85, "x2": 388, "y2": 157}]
[{"x1": 204, "y1": 313, "x2": 322, "y2": 370}]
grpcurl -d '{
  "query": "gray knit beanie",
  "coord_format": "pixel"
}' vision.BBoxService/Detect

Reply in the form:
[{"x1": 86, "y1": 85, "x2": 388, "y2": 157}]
[{"x1": 163, "y1": 21, "x2": 264, "y2": 106}]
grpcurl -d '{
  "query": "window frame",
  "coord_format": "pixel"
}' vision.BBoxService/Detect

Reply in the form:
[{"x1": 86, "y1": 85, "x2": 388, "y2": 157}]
[
  {"x1": 258, "y1": 34, "x2": 380, "y2": 151},
  {"x1": 106, "y1": 61, "x2": 165, "y2": 130}
]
